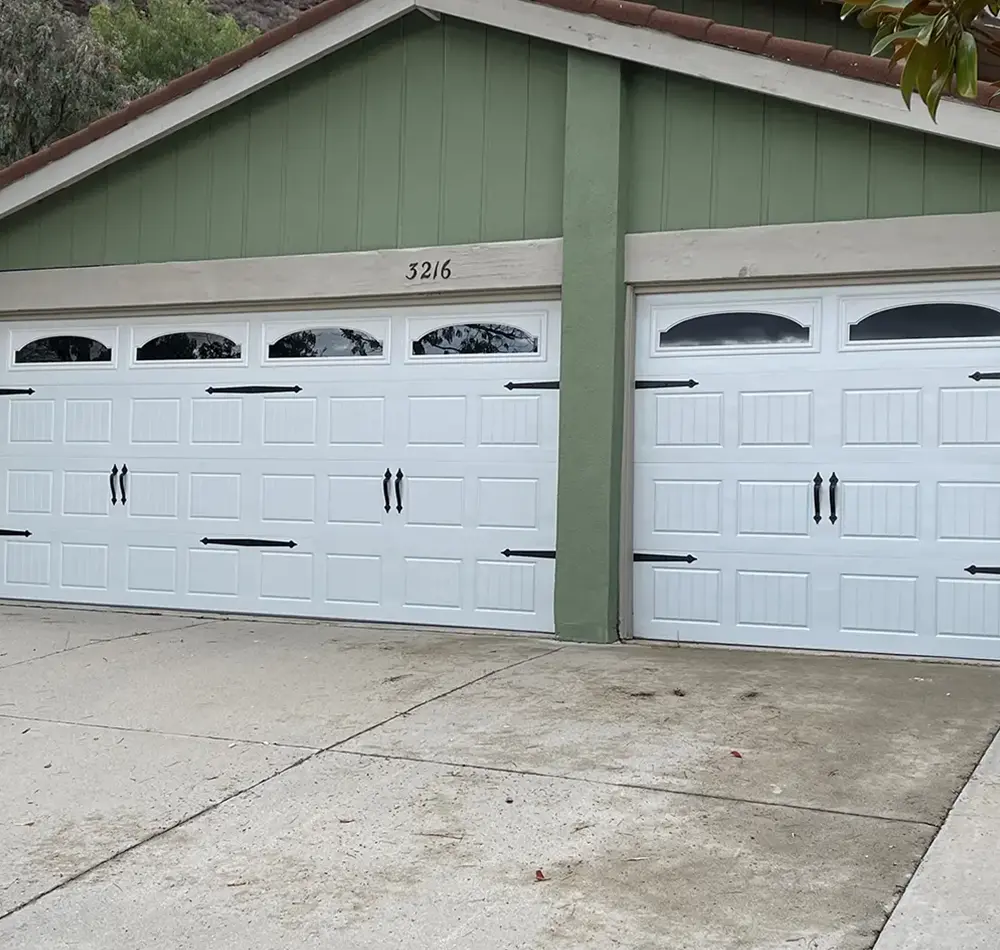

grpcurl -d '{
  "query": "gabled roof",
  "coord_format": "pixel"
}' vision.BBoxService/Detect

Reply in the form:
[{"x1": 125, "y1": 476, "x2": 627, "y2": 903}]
[{"x1": 4, "y1": 0, "x2": 1000, "y2": 223}]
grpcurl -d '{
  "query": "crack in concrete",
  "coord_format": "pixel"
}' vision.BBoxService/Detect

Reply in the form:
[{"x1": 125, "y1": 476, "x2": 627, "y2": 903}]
[
  {"x1": 324, "y1": 748, "x2": 941, "y2": 830},
  {"x1": 0, "y1": 619, "x2": 216, "y2": 672},
  {"x1": 0, "y1": 644, "x2": 565, "y2": 922},
  {"x1": 0, "y1": 713, "x2": 321, "y2": 752}
]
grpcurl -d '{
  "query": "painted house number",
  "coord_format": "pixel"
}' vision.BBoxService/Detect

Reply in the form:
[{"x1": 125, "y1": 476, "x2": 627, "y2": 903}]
[{"x1": 406, "y1": 260, "x2": 452, "y2": 282}]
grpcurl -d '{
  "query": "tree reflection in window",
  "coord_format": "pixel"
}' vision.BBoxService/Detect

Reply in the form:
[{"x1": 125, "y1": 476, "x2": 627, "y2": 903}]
[
  {"x1": 412, "y1": 323, "x2": 538, "y2": 356},
  {"x1": 849, "y1": 303, "x2": 1000, "y2": 342},
  {"x1": 14, "y1": 336, "x2": 112, "y2": 363},
  {"x1": 268, "y1": 327, "x2": 383, "y2": 359},
  {"x1": 659, "y1": 312, "x2": 810, "y2": 347},
  {"x1": 136, "y1": 332, "x2": 241, "y2": 361}
]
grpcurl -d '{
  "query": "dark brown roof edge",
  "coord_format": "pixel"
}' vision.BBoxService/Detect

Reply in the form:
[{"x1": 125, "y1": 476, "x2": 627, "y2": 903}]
[
  {"x1": 2, "y1": 0, "x2": 998, "y2": 196},
  {"x1": 552, "y1": 0, "x2": 1000, "y2": 109},
  {"x1": 0, "y1": 0, "x2": 367, "y2": 190}
]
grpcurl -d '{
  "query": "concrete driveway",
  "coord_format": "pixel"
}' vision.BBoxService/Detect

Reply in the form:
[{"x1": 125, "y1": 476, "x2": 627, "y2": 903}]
[{"x1": 1, "y1": 604, "x2": 998, "y2": 949}]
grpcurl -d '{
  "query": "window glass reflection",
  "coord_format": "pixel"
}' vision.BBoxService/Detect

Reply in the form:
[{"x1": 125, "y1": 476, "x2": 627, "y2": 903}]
[
  {"x1": 660, "y1": 312, "x2": 809, "y2": 347},
  {"x1": 412, "y1": 323, "x2": 538, "y2": 355},
  {"x1": 14, "y1": 336, "x2": 112, "y2": 363},
  {"x1": 269, "y1": 328, "x2": 383, "y2": 358},
  {"x1": 136, "y1": 332, "x2": 241, "y2": 361},
  {"x1": 849, "y1": 303, "x2": 1000, "y2": 341}
]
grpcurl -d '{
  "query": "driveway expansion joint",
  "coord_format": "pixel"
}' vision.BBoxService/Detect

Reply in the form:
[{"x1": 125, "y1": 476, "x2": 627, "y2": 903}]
[
  {"x1": 326, "y1": 748, "x2": 941, "y2": 830},
  {"x1": 0, "y1": 714, "x2": 321, "y2": 752},
  {"x1": 0, "y1": 619, "x2": 216, "y2": 672},
  {"x1": 0, "y1": 644, "x2": 565, "y2": 922}
]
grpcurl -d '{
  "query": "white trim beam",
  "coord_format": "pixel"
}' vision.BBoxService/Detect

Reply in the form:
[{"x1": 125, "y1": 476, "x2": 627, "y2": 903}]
[
  {"x1": 0, "y1": 239, "x2": 563, "y2": 315},
  {"x1": 0, "y1": 0, "x2": 415, "y2": 221},
  {"x1": 624, "y1": 213, "x2": 1000, "y2": 287},
  {"x1": 435, "y1": 0, "x2": 1000, "y2": 150}
]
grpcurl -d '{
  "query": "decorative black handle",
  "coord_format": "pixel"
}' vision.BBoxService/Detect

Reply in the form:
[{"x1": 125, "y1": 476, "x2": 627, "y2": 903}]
[
  {"x1": 110, "y1": 464, "x2": 118, "y2": 506},
  {"x1": 382, "y1": 469, "x2": 392, "y2": 513},
  {"x1": 829, "y1": 472, "x2": 839, "y2": 525},
  {"x1": 395, "y1": 469, "x2": 404, "y2": 513},
  {"x1": 813, "y1": 473, "x2": 823, "y2": 524},
  {"x1": 119, "y1": 464, "x2": 128, "y2": 506}
]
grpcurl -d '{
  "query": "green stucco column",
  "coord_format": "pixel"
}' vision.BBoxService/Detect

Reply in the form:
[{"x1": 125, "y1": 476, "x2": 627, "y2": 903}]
[{"x1": 554, "y1": 50, "x2": 627, "y2": 644}]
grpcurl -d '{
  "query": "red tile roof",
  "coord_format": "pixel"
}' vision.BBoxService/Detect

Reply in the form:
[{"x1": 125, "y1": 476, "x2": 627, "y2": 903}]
[{"x1": 1, "y1": 0, "x2": 997, "y2": 194}]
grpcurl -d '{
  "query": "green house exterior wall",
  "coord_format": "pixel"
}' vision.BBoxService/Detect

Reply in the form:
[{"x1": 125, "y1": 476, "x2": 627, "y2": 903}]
[
  {"x1": 3, "y1": 12, "x2": 1000, "y2": 645},
  {"x1": 625, "y1": 66, "x2": 1000, "y2": 233},
  {"x1": 0, "y1": 14, "x2": 567, "y2": 271}
]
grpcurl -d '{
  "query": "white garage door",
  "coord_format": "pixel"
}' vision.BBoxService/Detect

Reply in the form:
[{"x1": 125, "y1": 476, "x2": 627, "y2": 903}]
[
  {"x1": 0, "y1": 301, "x2": 560, "y2": 633},
  {"x1": 634, "y1": 281, "x2": 1000, "y2": 661}
]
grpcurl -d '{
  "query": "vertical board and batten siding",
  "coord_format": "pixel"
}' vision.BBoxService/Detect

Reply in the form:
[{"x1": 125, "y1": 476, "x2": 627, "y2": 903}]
[
  {"x1": 651, "y1": 0, "x2": 873, "y2": 53},
  {"x1": 0, "y1": 15, "x2": 567, "y2": 271},
  {"x1": 625, "y1": 66, "x2": 1000, "y2": 233}
]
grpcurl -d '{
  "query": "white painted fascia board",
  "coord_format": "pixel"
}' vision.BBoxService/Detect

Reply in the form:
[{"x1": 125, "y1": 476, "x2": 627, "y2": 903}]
[
  {"x1": 0, "y1": 0, "x2": 415, "y2": 222},
  {"x1": 432, "y1": 0, "x2": 1000, "y2": 151},
  {"x1": 0, "y1": 239, "x2": 563, "y2": 316},
  {"x1": 624, "y1": 212, "x2": 1000, "y2": 286}
]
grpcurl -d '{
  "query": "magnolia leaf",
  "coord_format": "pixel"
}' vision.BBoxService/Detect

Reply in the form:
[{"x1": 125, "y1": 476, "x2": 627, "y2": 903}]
[
  {"x1": 890, "y1": 39, "x2": 913, "y2": 65},
  {"x1": 867, "y1": 0, "x2": 912, "y2": 12},
  {"x1": 956, "y1": 30, "x2": 979, "y2": 98},
  {"x1": 900, "y1": 42, "x2": 925, "y2": 107},
  {"x1": 926, "y1": 71, "x2": 949, "y2": 120},
  {"x1": 873, "y1": 26, "x2": 923, "y2": 55},
  {"x1": 915, "y1": 40, "x2": 942, "y2": 101},
  {"x1": 898, "y1": 0, "x2": 935, "y2": 18}
]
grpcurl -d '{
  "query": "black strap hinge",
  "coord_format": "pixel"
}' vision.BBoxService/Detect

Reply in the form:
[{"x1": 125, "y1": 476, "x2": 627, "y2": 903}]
[
  {"x1": 205, "y1": 386, "x2": 303, "y2": 395},
  {"x1": 0, "y1": 529, "x2": 31, "y2": 537},
  {"x1": 201, "y1": 537, "x2": 297, "y2": 548},
  {"x1": 635, "y1": 379, "x2": 698, "y2": 390},
  {"x1": 633, "y1": 553, "x2": 697, "y2": 563},
  {"x1": 966, "y1": 565, "x2": 1000, "y2": 575},
  {"x1": 504, "y1": 381, "x2": 559, "y2": 391},
  {"x1": 501, "y1": 548, "x2": 556, "y2": 560}
]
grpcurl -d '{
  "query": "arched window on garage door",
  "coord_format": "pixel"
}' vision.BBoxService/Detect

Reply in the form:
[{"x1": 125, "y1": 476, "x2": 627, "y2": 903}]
[
  {"x1": 412, "y1": 323, "x2": 539, "y2": 356},
  {"x1": 848, "y1": 302, "x2": 1000, "y2": 342},
  {"x1": 659, "y1": 312, "x2": 810, "y2": 348},
  {"x1": 269, "y1": 327, "x2": 383, "y2": 359},
  {"x1": 136, "y1": 332, "x2": 241, "y2": 361},
  {"x1": 14, "y1": 335, "x2": 112, "y2": 363}
]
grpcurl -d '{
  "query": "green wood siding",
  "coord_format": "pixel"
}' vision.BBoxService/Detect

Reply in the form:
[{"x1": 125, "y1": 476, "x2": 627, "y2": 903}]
[
  {"x1": 651, "y1": 0, "x2": 873, "y2": 54},
  {"x1": 0, "y1": 14, "x2": 566, "y2": 271},
  {"x1": 625, "y1": 66, "x2": 1000, "y2": 233}
]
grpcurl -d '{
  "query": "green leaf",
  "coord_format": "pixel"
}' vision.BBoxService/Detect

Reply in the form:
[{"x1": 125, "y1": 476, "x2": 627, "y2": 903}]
[
  {"x1": 840, "y1": 1, "x2": 864, "y2": 18},
  {"x1": 897, "y1": 0, "x2": 934, "y2": 18},
  {"x1": 956, "y1": 30, "x2": 979, "y2": 98},
  {"x1": 916, "y1": 17, "x2": 936, "y2": 44},
  {"x1": 872, "y1": 25, "x2": 922, "y2": 55},
  {"x1": 867, "y1": 0, "x2": 911, "y2": 12},
  {"x1": 915, "y1": 40, "x2": 942, "y2": 101},
  {"x1": 926, "y1": 71, "x2": 949, "y2": 120},
  {"x1": 900, "y1": 42, "x2": 925, "y2": 107}
]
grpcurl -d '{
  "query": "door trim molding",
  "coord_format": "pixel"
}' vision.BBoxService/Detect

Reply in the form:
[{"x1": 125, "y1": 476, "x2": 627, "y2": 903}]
[
  {"x1": 0, "y1": 238, "x2": 563, "y2": 316},
  {"x1": 625, "y1": 212, "x2": 1000, "y2": 289}
]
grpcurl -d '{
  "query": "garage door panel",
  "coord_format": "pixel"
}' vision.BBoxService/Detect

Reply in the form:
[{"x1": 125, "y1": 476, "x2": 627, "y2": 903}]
[
  {"x1": 634, "y1": 286, "x2": 1000, "y2": 660},
  {"x1": 0, "y1": 302, "x2": 559, "y2": 634}
]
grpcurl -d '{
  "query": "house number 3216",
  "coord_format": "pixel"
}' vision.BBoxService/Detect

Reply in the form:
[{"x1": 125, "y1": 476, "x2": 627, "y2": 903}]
[{"x1": 406, "y1": 260, "x2": 452, "y2": 281}]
